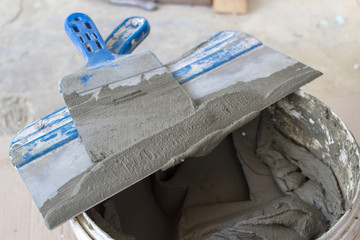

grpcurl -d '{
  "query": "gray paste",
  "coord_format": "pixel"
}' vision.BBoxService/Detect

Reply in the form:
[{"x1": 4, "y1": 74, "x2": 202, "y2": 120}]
[{"x1": 86, "y1": 92, "x2": 360, "y2": 240}]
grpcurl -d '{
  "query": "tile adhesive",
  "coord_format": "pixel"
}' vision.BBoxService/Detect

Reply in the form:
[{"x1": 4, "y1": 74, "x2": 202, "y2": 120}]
[
  {"x1": 10, "y1": 13, "x2": 359, "y2": 240},
  {"x1": 55, "y1": 16, "x2": 360, "y2": 240},
  {"x1": 71, "y1": 91, "x2": 360, "y2": 240}
]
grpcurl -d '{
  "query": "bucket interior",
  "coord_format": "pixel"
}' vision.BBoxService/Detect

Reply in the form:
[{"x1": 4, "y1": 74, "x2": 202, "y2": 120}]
[{"x1": 85, "y1": 91, "x2": 360, "y2": 240}]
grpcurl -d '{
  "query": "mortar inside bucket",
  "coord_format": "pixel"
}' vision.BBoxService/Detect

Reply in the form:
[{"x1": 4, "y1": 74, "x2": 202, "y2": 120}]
[{"x1": 70, "y1": 90, "x2": 360, "y2": 240}]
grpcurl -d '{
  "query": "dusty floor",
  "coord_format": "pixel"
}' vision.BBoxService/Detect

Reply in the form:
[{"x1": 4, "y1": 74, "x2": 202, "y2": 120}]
[{"x1": 0, "y1": 0, "x2": 359, "y2": 239}]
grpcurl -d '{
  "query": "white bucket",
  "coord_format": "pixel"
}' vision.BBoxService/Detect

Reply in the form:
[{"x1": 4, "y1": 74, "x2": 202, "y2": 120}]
[{"x1": 70, "y1": 91, "x2": 360, "y2": 240}]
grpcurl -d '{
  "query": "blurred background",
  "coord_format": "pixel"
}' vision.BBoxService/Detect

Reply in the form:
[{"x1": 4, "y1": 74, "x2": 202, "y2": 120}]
[{"x1": 0, "y1": 0, "x2": 359, "y2": 239}]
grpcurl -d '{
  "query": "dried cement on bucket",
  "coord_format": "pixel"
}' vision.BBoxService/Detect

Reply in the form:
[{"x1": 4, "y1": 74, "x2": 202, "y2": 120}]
[{"x1": 70, "y1": 91, "x2": 360, "y2": 240}]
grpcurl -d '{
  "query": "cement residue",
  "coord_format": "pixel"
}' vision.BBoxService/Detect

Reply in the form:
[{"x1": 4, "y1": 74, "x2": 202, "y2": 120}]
[
  {"x1": 65, "y1": 70, "x2": 195, "y2": 163},
  {"x1": 86, "y1": 105, "x2": 350, "y2": 239},
  {"x1": 270, "y1": 92, "x2": 360, "y2": 210},
  {"x1": 40, "y1": 59, "x2": 322, "y2": 229},
  {"x1": 257, "y1": 113, "x2": 344, "y2": 223}
]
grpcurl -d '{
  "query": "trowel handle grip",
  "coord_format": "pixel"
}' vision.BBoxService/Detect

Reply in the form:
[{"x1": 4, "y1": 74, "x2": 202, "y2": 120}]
[
  {"x1": 105, "y1": 17, "x2": 150, "y2": 55},
  {"x1": 65, "y1": 13, "x2": 113, "y2": 65}
]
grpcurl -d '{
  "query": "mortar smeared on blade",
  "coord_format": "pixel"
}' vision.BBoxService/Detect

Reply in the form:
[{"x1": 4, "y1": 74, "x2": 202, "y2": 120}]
[
  {"x1": 10, "y1": 13, "x2": 324, "y2": 231},
  {"x1": 79, "y1": 91, "x2": 360, "y2": 240}
]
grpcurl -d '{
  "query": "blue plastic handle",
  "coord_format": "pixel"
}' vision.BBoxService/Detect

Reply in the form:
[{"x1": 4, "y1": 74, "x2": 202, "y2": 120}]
[
  {"x1": 65, "y1": 13, "x2": 150, "y2": 66},
  {"x1": 106, "y1": 16, "x2": 150, "y2": 55},
  {"x1": 65, "y1": 13, "x2": 115, "y2": 66}
]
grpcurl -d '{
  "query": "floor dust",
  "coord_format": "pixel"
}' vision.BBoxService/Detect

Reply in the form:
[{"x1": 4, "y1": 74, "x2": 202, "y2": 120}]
[{"x1": 0, "y1": 96, "x2": 33, "y2": 136}]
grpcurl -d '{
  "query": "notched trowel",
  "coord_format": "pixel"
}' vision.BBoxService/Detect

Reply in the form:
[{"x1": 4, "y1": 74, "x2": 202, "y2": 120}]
[{"x1": 9, "y1": 13, "x2": 322, "y2": 229}]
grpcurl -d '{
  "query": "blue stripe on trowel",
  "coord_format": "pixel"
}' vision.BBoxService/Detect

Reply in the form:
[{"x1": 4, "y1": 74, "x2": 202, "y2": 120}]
[
  {"x1": 10, "y1": 106, "x2": 71, "y2": 147},
  {"x1": 15, "y1": 121, "x2": 79, "y2": 168},
  {"x1": 186, "y1": 31, "x2": 235, "y2": 56},
  {"x1": 13, "y1": 31, "x2": 263, "y2": 168},
  {"x1": 174, "y1": 42, "x2": 263, "y2": 84}
]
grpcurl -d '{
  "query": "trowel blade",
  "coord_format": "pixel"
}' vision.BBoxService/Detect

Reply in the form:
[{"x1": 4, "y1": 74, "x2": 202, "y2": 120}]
[{"x1": 10, "y1": 31, "x2": 322, "y2": 230}]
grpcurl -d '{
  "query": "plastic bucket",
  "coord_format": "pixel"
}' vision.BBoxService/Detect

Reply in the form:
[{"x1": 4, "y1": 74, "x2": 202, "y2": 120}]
[{"x1": 70, "y1": 91, "x2": 360, "y2": 240}]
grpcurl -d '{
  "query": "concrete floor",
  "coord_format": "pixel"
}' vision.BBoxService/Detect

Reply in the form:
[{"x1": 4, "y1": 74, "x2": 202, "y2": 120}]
[{"x1": 1, "y1": 0, "x2": 359, "y2": 239}]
